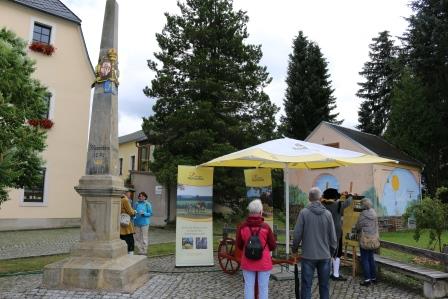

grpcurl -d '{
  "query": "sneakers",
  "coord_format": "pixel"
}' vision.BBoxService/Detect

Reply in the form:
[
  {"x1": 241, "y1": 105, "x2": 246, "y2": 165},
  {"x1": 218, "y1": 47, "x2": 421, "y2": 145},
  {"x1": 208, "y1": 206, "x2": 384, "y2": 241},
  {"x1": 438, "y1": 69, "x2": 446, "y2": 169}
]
[
  {"x1": 330, "y1": 274, "x2": 347, "y2": 281},
  {"x1": 371, "y1": 278, "x2": 378, "y2": 284},
  {"x1": 360, "y1": 280, "x2": 371, "y2": 287}
]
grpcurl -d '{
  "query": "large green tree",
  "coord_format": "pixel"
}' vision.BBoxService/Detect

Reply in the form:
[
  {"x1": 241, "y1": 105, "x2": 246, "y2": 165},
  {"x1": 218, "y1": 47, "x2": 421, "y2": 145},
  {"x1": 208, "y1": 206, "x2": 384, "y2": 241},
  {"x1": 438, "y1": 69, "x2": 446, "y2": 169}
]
[
  {"x1": 0, "y1": 28, "x2": 48, "y2": 205},
  {"x1": 143, "y1": 0, "x2": 278, "y2": 203},
  {"x1": 279, "y1": 31, "x2": 340, "y2": 140},
  {"x1": 357, "y1": 31, "x2": 399, "y2": 135},
  {"x1": 385, "y1": 70, "x2": 439, "y2": 177},
  {"x1": 386, "y1": 0, "x2": 448, "y2": 193}
]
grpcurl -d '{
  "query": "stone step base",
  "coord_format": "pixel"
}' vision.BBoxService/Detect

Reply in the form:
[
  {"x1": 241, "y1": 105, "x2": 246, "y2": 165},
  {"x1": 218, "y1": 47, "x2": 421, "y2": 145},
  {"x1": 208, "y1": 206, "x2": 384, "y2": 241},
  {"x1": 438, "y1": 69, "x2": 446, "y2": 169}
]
[{"x1": 42, "y1": 254, "x2": 149, "y2": 293}]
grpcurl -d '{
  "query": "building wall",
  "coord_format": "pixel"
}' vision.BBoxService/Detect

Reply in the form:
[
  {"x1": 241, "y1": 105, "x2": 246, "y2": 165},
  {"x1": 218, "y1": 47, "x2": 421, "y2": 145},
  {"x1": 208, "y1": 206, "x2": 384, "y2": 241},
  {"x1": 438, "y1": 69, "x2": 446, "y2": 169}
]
[
  {"x1": 119, "y1": 141, "x2": 138, "y2": 180},
  {"x1": 0, "y1": 2, "x2": 94, "y2": 229},
  {"x1": 131, "y1": 172, "x2": 176, "y2": 226},
  {"x1": 289, "y1": 123, "x2": 421, "y2": 217}
]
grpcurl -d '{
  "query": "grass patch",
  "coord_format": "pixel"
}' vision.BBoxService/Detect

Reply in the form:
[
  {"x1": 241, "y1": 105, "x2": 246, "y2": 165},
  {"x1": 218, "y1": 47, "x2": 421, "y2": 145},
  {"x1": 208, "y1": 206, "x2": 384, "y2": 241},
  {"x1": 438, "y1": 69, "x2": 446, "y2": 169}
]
[
  {"x1": 379, "y1": 230, "x2": 448, "y2": 271},
  {"x1": 381, "y1": 230, "x2": 448, "y2": 250},
  {"x1": 148, "y1": 242, "x2": 175, "y2": 256},
  {"x1": 0, "y1": 238, "x2": 225, "y2": 275},
  {"x1": 0, "y1": 254, "x2": 68, "y2": 274}
]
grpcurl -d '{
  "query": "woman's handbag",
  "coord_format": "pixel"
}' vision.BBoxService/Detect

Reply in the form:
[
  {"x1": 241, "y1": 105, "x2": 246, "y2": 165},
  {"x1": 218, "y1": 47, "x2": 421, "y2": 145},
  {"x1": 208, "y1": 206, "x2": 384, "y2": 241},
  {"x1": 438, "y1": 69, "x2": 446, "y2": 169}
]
[
  {"x1": 120, "y1": 213, "x2": 131, "y2": 226},
  {"x1": 359, "y1": 220, "x2": 380, "y2": 250},
  {"x1": 359, "y1": 232, "x2": 380, "y2": 250}
]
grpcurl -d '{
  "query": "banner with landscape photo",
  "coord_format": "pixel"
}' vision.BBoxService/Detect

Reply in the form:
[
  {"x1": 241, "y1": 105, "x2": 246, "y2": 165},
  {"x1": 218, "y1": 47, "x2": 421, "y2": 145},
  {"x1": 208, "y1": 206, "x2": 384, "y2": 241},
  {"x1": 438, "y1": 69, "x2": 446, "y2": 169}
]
[{"x1": 175, "y1": 165, "x2": 214, "y2": 266}]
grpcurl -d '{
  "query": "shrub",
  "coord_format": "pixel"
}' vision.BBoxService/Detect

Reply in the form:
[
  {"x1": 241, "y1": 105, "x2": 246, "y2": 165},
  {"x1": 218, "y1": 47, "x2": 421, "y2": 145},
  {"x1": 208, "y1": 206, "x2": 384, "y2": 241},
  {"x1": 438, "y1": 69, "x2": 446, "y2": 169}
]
[{"x1": 404, "y1": 196, "x2": 448, "y2": 252}]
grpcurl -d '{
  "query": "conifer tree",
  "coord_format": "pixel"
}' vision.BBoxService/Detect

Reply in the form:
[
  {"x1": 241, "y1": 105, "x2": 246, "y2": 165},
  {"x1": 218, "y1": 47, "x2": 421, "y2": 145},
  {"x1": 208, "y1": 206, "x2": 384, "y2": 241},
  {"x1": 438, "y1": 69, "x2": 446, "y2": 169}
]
[
  {"x1": 357, "y1": 31, "x2": 399, "y2": 135},
  {"x1": 143, "y1": 0, "x2": 278, "y2": 203},
  {"x1": 280, "y1": 31, "x2": 340, "y2": 140},
  {"x1": 387, "y1": 0, "x2": 448, "y2": 193}
]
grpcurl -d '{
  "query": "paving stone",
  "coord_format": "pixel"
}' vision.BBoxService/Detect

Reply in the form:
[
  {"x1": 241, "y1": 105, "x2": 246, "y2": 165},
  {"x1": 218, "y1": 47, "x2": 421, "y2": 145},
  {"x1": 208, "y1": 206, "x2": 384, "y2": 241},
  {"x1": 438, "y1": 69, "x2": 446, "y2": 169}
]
[{"x1": 0, "y1": 255, "x2": 425, "y2": 299}]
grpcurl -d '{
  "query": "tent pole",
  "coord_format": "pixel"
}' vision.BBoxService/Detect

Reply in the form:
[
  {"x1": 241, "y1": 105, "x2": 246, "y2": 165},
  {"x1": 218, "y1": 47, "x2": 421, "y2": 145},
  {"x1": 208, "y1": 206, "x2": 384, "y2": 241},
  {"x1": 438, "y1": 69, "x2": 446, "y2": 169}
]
[{"x1": 285, "y1": 164, "x2": 290, "y2": 257}]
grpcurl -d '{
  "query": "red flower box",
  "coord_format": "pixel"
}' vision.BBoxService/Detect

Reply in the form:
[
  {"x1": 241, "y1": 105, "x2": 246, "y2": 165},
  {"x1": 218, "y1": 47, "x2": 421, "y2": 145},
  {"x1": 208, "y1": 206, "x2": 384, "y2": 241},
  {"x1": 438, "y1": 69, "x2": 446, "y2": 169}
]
[
  {"x1": 28, "y1": 119, "x2": 54, "y2": 129},
  {"x1": 29, "y1": 41, "x2": 55, "y2": 56}
]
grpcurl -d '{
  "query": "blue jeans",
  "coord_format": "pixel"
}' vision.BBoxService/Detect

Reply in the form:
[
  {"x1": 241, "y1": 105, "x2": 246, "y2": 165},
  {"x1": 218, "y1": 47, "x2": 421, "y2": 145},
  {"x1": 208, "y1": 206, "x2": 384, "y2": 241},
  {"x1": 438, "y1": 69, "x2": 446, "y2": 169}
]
[
  {"x1": 360, "y1": 248, "x2": 376, "y2": 281},
  {"x1": 242, "y1": 270, "x2": 270, "y2": 299},
  {"x1": 301, "y1": 258, "x2": 331, "y2": 299}
]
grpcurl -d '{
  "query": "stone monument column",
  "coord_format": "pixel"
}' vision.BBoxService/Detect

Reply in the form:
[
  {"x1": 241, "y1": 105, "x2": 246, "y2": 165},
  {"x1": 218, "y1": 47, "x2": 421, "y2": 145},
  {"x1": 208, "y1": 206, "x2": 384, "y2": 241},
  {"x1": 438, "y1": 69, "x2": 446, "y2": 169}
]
[{"x1": 42, "y1": 0, "x2": 148, "y2": 292}]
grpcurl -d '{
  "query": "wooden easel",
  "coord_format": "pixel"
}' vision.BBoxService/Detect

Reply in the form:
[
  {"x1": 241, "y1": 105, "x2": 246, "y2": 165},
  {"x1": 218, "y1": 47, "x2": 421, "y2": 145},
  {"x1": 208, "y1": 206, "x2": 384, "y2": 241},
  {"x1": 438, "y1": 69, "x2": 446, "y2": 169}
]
[{"x1": 341, "y1": 242, "x2": 357, "y2": 277}]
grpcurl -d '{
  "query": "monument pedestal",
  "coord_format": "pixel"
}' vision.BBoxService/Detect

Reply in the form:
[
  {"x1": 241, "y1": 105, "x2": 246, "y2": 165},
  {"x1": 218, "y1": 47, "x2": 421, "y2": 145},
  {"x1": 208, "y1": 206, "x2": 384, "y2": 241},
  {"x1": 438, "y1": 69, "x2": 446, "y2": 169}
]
[
  {"x1": 42, "y1": 175, "x2": 149, "y2": 292},
  {"x1": 43, "y1": 255, "x2": 149, "y2": 292}
]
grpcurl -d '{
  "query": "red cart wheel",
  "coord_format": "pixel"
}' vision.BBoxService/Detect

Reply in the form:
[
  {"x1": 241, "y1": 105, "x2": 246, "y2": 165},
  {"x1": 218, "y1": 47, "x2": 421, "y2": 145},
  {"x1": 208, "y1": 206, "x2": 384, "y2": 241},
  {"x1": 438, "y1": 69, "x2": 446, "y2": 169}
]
[{"x1": 218, "y1": 238, "x2": 240, "y2": 274}]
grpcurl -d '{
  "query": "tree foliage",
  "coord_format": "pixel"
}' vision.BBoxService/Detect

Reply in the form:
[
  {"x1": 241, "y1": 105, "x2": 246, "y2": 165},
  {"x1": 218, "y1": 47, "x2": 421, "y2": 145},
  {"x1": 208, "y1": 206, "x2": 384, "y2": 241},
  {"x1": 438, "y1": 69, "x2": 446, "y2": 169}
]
[
  {"x1": 279, "y1": 31, "x2": 341, "y2": 140},
  {"x1": 0, "y1": 28, "x2": 48, "y2": 205},
  {"x1": 357, "y1": 31, "x2": 399, "y2": 135},
  {"x1": 403, "y1": 194, "x2": 448, "y2": 252},
  {"x1": 384, "y1": 0, "x2": 448, "y2": 194},
  {"x1": 143, "y1": 0, "x2": 278, "y2": 203},
  {"x1": 435, "y1": 186, "x2": 448, "y2": 204},
  {"x1": 384, "y1": 70, "x2": 438, "y2": 173}
]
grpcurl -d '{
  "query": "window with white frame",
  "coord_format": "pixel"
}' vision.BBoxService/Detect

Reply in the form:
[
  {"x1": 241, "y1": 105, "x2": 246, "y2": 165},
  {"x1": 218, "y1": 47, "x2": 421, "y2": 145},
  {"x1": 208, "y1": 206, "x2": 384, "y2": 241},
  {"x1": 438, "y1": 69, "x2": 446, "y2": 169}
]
[
  {"x1": 33, "y1": 22, "x2": 52, "y2": 44},
  {"x1": 43, "y1": 92, "x2": 51, "y2": 118}
]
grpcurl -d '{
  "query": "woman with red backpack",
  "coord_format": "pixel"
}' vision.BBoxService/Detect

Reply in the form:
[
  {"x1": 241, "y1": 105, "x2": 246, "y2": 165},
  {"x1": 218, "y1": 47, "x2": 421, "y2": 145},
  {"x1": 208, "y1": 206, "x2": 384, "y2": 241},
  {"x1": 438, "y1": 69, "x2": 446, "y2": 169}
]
[{"x1": 236, "y1": 199, "x2": 277, "y2": 299}]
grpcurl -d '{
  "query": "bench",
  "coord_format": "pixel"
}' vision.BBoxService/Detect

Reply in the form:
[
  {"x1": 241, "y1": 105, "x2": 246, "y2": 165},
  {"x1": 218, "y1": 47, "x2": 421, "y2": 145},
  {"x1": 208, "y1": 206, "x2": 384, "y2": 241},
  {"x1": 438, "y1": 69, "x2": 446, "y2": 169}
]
[{"x1": 375, "y1": 240, "x2": 448, "y2": 298}]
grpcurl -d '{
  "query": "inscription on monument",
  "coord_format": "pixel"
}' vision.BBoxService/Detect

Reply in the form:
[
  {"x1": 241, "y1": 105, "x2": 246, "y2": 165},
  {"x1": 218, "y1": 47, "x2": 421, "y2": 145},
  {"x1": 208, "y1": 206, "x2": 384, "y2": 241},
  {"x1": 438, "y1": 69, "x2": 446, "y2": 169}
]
[{"x1": 88, "y1": 144, "x2": 111, "y2": 174}]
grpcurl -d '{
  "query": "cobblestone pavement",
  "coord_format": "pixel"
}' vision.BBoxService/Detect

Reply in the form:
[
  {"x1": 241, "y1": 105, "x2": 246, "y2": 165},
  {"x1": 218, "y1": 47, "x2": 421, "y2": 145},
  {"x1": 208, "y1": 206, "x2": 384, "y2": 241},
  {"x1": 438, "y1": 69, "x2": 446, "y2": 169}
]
[
  {"x1": 0, "y1": 227, "x2": 176, "y2": 260},
  {"x1": 0, "y1": 255, "x2": 424, "y2": 299}
]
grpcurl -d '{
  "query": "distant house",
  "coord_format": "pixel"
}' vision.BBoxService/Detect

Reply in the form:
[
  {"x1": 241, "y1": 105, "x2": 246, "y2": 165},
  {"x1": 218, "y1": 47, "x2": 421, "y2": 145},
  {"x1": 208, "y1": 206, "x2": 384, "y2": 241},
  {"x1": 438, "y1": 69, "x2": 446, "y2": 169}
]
[
  {"x1": 289, "y1": 122, "x2": 423, "y2": 220},
  {"x1": 118, "y1": 130, "x2": 148, "y2": 181},
  {"x1": 0, "y1": 0, "x2": 94, "y2": 231},
  {"x1": 118, "y1": 130, "x2": 175, "y2": 226}
]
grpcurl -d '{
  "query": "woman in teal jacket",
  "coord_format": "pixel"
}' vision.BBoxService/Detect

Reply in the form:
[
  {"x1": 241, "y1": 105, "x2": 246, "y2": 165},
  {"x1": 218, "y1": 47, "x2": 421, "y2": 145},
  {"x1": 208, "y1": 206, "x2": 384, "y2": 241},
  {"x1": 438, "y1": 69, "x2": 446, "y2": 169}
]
[{"x1": 133, "y1": 192, "x2": 153, "y2": 255}]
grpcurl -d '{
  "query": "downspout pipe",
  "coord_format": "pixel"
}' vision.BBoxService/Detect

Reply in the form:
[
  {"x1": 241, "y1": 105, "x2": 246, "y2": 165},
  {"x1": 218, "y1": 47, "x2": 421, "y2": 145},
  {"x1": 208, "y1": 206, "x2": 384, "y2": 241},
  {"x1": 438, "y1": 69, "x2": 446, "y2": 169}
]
[{"x1": 164, "y1": 184, "x2": 171, "y2": 224}]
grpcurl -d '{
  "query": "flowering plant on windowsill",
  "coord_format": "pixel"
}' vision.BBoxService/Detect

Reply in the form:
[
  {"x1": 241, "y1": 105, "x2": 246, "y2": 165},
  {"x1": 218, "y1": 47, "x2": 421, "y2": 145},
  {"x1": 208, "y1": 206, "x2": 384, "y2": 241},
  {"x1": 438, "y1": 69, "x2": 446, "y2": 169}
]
[
  {"x1": 28, "y1": 119, "x2": 54, "y2": 129},
  {"x1": 29, "y1": 41, "x2": 55, "y2": 56}
]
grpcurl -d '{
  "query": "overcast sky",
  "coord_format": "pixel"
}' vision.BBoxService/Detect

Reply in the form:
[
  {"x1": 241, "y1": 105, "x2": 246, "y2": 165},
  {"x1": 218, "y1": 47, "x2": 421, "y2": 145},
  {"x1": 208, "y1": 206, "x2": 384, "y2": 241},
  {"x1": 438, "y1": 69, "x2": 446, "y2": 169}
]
[{"x1": 63, "y1": 0, "x2": 413, "y2": 137}]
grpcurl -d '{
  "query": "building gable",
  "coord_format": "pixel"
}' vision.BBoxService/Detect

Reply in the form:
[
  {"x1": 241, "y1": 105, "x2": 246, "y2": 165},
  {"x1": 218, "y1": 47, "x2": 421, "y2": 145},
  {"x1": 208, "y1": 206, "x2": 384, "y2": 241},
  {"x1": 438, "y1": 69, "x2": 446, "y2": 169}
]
[
  {"x1": 12, "y1": 0, "x2": 81, "y2": 24},
  {"x1": 309, "y1": 122, "x2": 423, "y2": 169},
  {"x1": 306, "y1": 122, "x2": 375, "y2": 155}
]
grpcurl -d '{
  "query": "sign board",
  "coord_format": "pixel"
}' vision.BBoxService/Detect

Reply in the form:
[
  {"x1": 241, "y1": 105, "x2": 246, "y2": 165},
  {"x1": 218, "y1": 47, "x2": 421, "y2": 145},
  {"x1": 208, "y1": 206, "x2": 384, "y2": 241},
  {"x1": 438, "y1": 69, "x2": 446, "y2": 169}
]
[
  {"x1": 175, "y1": 165, "x2": 214, "y2": 266},
  {"x1": 155, "y1": 185, "x2": 163, "y2": 195}
]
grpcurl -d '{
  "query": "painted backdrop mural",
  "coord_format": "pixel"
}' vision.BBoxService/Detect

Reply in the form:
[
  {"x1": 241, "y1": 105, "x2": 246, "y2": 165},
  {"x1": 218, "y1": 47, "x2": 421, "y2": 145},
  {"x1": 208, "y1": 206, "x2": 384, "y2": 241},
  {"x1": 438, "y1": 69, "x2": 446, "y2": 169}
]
[
  {"x1": 314, "y1": 174, "x2": 340, "y2": 192},
  {"x1": 381, "y1": 168, "x2": 420, "y2": 216}
]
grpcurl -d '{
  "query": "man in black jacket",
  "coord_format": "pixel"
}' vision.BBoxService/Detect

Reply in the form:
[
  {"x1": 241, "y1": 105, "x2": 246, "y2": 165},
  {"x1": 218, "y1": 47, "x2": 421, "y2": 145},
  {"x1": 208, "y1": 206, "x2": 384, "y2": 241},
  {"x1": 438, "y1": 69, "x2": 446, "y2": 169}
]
[{"x1": 322, "y1": 188, "x2": 352, "y2": 281}]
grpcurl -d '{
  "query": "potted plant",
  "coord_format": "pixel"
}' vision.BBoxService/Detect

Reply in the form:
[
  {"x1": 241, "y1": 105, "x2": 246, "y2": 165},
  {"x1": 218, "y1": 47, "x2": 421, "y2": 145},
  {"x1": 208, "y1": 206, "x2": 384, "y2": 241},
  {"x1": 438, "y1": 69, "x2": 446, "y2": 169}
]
[
  {"x1": 29, "y1": 41, "x2": 55, "y2": 56},
  {"x1": 28, "y1": 118, "x2": 54, "y2": 129}
]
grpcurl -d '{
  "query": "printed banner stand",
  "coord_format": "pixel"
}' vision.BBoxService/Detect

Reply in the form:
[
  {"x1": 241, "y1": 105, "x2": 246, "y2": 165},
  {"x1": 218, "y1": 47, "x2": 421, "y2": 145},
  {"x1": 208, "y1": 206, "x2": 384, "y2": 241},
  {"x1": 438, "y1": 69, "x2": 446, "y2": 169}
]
[
  {"x1": 175, "y1": 165, "x2": 214, "y2": 267},
  {"x1": 244, "y1": 168, "x2": 273, "y2": 229}
]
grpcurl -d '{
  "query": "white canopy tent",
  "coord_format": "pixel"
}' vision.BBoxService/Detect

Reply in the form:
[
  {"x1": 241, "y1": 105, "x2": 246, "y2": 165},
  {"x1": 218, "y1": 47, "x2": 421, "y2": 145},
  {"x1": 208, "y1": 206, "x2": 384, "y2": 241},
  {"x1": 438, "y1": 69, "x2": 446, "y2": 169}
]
[{"x1": 201, "y1": 137, "x2": 396, "y2": 255}]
